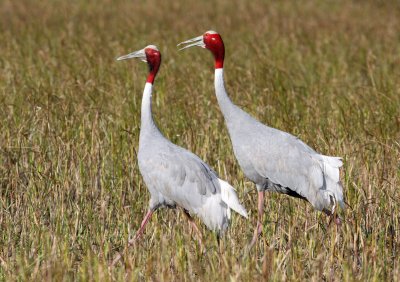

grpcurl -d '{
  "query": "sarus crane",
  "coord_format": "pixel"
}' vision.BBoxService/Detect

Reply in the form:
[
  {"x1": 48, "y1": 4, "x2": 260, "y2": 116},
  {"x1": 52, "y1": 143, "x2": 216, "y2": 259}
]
[
  {"x1": 117, "y1": 44, "x2": 248, "y2": 245},
  {"x1": 178, "y1": 31, "x2": 344, "y2": 246}
]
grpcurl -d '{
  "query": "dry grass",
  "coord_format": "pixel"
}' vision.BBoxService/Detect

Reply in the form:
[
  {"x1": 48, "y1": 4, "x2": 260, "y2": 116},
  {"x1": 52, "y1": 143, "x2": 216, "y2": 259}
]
[{"x1": 0, "y1": 0, "x2": 399, "y2": 280}]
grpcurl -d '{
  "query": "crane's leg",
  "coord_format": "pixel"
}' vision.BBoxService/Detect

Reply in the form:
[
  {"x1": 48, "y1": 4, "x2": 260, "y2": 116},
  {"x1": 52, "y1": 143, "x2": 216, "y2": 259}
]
[
  {"x1": 128, "y1": 210, "x2": 154, "y2": 245},
  {"x1": 110, "y1": 210, "x2": 154, "y2": 267},
  {"x1": 334, "y1": 214, "x2": 342, "y2": 226},
  {"x1": 182, "y1": 209, "x2": 203, "y2": 248},
  {"x1": 249, "y1": 191, "x2": 265, "y2": 247},
  {"x1": 327, "y1": 213, "x2": 342, "y2": 227}
]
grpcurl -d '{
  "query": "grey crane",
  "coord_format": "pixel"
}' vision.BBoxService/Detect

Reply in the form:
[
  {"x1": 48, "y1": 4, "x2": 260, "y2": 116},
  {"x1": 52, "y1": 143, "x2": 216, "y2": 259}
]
[
  {"x1": 178, "y1": 31, "x2": 344, "y2": 246},
  {"x1": 116, "y1": 45, "x2": 248, "y2": 244}
]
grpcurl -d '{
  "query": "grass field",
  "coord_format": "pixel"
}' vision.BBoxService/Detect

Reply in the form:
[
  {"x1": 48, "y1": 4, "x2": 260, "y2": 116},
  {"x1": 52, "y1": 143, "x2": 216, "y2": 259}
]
[{"x1": 1, "y1": 0, "x2": 399, "y2": 280}]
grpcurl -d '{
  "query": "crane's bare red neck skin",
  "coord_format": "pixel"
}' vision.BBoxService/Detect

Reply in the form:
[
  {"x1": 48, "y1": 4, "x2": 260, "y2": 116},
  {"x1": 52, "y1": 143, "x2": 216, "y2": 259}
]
[
  {"x1": 204, "y1": 33, "x2": 225, "y2": 69},
  {"x1": 145, "y1": 48, "x2": 161, "y2": 84}
]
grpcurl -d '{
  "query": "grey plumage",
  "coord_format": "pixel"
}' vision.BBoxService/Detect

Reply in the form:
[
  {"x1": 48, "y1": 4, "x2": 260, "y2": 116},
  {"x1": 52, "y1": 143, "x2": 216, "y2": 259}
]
[
  {"x1": 139, "y1": 108, "x2": 226, "y2": 231},
  {"x1": 214, "y1": 69, "x2": 344, "y2": 213},
  {"x1": 138, "y1": 82, "x2": 247, "y2": 233},
  {"x1": 178, "y1": 31, "x2": 344, "y2": 246},
  {"x1": 120, "y1": 46, "x2": 247, "y2": 238}
]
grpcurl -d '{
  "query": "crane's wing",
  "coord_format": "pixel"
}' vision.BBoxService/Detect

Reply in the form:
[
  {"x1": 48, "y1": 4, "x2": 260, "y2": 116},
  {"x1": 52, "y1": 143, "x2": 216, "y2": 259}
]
[
  {"x1": 252, "y1": 130, "x2": 322, "y2": 190},
  {"x1": 139, "y1": 143, "x2": 220, "y2": 209},
  {"x1": 237, "y1": 125, "x2": 339, "y2": 210}
]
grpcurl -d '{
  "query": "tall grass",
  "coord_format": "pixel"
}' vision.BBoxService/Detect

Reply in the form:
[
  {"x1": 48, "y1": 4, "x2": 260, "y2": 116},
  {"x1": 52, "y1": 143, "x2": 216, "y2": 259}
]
[{"x1": 0, "y1": 0, "x2": 399, "y2": 280}]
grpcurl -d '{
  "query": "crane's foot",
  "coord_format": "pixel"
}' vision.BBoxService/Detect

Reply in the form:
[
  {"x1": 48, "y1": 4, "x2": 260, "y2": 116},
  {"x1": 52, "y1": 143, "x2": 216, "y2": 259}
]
[
  {"x1": 189, "y1": 221, "x2": 204, "y2": 249},
  {"x1": 110, "y1": 252, "x2": 123, "y2": 268},
  {"x1": 333, "y1": 214, "x2": 342, "y2": 226},
  {"x1": 327, "y1": 213, "x2": 342, "y2": 227},
  {"x1": 182, "y1": 209, "x2": 204, "y2": 250},
  {"x1": 128, "y1": 210, "x2": 154, "y2": 245},
  {"x1": 128, "y1": 232, "x2": 142, "y2": 246},
  {"x1": 247, "y1": 191, "x2": 265, "y2": 250},
  {"x1": 109, "y1": 210, "x2": 154, "y2": 268},
  {"x1": 248, "y1": 221, "x2": 263, "y2": 249}
]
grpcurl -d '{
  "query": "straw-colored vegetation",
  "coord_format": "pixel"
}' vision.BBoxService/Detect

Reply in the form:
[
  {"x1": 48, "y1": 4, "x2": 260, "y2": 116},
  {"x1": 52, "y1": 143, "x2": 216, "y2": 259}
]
[{"x1": 1, "y1": 0, "x2": 399, "y2": 280}]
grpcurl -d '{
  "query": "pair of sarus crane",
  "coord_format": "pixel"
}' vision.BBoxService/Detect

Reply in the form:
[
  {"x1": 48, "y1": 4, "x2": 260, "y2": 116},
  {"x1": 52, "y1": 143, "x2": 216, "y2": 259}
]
[{"x1": 117, "y1": 30, "x2": 344, "y2": 248}]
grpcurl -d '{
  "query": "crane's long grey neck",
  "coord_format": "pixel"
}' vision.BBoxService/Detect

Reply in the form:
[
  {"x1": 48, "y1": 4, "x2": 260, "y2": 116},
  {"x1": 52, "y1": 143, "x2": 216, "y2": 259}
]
[
  {"x1": 214, "y1": 68, "x2": 236, "y2": 121},
  {"x1": 140, "y1": 82, "x2": 160, "y2": 141}
]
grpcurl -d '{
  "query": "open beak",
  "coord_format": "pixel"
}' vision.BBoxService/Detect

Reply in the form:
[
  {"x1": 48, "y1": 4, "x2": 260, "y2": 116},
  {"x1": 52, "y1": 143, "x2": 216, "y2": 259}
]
[
  {"x1": 177, "y1": 35, "x2": 205, "y2": 51},
  {"x1": 116, "y1": 48, "x2": 147, "y2": 62}
]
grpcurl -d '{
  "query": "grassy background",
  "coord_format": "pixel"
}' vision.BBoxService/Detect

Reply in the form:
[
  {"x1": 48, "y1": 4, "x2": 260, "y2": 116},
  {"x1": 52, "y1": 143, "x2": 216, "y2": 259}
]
[{"x1": 0, "y1": 0, "x2": 399, "y2": 280}]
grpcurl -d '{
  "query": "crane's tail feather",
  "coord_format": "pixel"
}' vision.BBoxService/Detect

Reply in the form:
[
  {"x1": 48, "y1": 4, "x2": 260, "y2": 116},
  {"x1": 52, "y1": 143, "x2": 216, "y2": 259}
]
[{"x1": 218, "y1": 179, "x2": 248, "y2": 218}]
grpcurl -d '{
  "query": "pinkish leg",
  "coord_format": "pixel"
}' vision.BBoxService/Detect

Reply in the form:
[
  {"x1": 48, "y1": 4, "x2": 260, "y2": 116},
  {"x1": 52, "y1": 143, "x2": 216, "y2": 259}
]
[
  {"x1": 326, "y1": 210, "x2": 342, "y2": 228},
  {"x1": 333, "y1": 213, "x2": 342, "y2": 226},
  {"x1": 182, "y1": 209, "x2": 203, "y2": 247},
  {"x1": 128, "y1": 210, "x2": 153, "y2": 245},
  {"x1": 110, "y1": 210, "x2": 154, "y2": 267},
  {"x1": 249, "y1": 191, "x2": 265, "y2": 248}
]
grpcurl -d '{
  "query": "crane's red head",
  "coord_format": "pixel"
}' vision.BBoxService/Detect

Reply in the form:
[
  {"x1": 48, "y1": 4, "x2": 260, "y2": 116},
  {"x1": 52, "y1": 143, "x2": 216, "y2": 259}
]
[
  {"x1": 178, "y1": 30, "x2": 225, "y2": 69},
  {"x1": 117, "y1": 45, "x2": 161, "y2": 84}
]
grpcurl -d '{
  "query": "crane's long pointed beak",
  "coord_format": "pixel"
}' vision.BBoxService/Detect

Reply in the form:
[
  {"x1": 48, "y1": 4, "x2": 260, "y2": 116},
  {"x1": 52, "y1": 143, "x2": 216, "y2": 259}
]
[
  {"x1": 116, "y1": 48, "x2": 147, "y2": 62},
  {"x1": 177, "y1": 35, "x2": 205, "y2": 51}
]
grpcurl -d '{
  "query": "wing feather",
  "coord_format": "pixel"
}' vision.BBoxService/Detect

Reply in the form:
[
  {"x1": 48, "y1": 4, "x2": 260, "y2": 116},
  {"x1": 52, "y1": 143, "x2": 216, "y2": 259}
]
[
  {"x1": 234, "y1": 125, "x2": 331, "y2": 210},
  {"x1": 139, "y1": 143, "x2": 220, "y2": 210}
]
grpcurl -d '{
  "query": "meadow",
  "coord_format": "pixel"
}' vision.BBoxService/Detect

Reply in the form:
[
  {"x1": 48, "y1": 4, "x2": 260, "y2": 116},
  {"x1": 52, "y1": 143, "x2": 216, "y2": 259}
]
[{"x1": 0, "y1": 0, "x2": 399, "y2": 280}]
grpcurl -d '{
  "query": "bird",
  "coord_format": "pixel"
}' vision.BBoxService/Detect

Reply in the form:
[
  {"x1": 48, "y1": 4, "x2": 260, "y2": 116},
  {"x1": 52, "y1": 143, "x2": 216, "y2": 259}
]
[
  {"x1": 178, "y1": 31, "x2": 344, "y2": 246},
  {"x1": 116, "y1": 45, "x2": 248, "y2": 245}
]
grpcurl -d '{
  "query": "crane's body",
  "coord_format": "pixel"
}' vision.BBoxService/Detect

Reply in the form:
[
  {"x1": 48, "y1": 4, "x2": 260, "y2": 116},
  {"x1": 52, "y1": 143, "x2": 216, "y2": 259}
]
[
  {"x1": 139, "y1": 83, "x2": 246, "y2": 231},
  {"x1": 178, "y1": 31, "x2": 344, "y2": 245},
  {"x1": 117, "y1": 45, "x2": 247, "y2": 242},
  {"x1": 214, "y1": 69, "x2": 344, "y2": 212}
]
